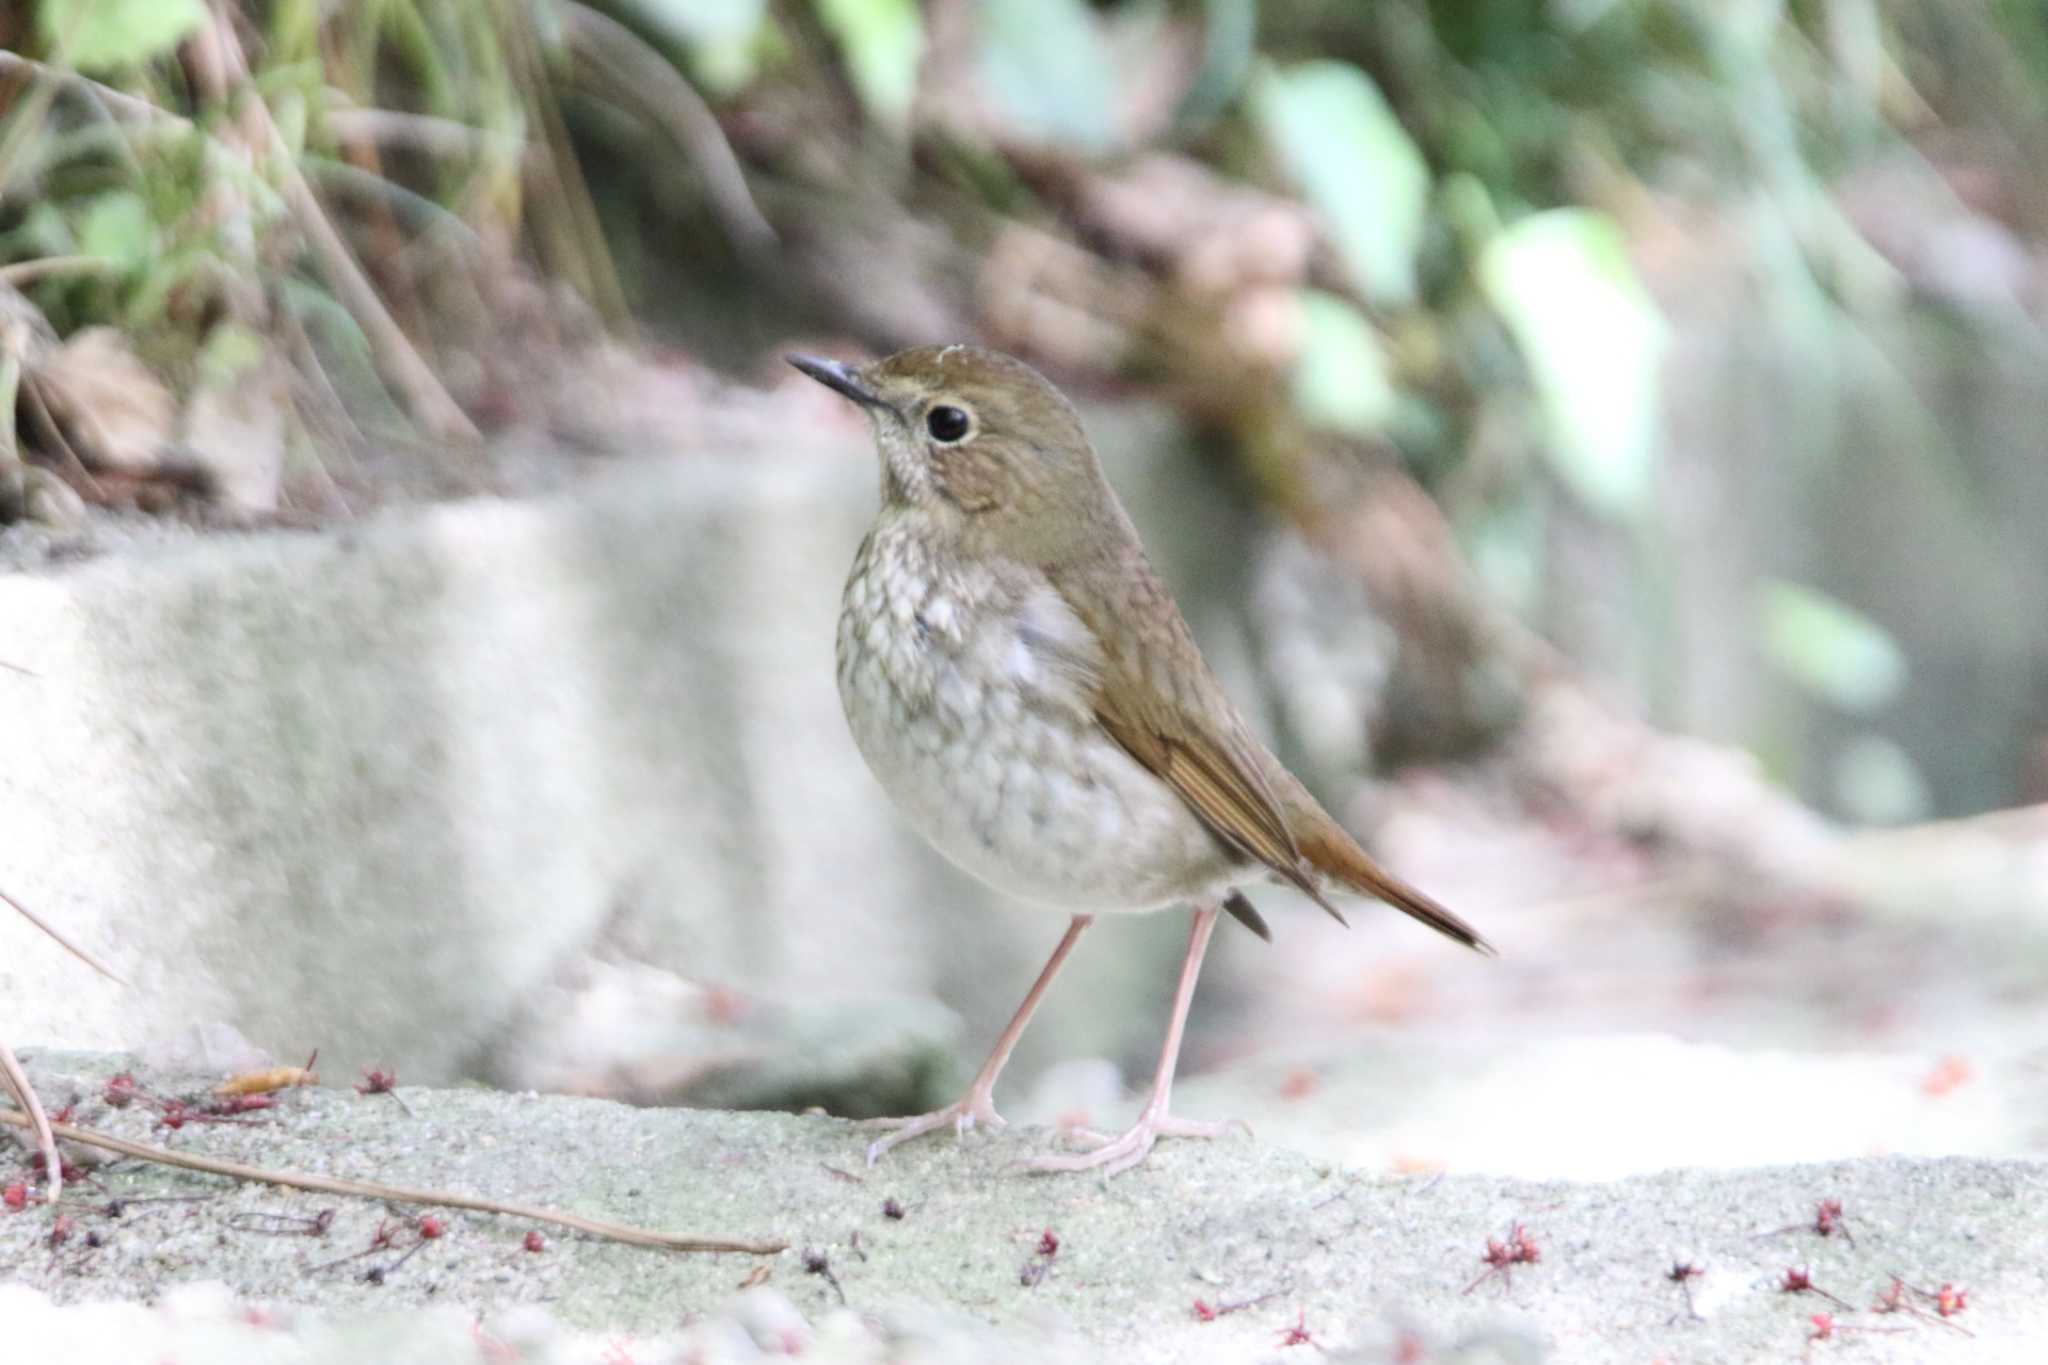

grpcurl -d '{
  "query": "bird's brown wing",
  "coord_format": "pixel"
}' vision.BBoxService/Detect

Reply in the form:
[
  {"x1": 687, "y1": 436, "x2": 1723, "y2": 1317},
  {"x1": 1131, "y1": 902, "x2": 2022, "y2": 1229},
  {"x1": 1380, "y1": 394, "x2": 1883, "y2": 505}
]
[
  {"x1": 1050, "y1": 555, "x2": 1349, "y2": 928},
  {"x1": 1052, "y1": 551, "x2": 1491, "y2": 954}
]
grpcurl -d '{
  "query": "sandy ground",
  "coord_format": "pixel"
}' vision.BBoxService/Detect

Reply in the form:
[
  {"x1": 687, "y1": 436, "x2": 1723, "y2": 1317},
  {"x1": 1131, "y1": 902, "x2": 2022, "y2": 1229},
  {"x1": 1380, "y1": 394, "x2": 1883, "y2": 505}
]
[{"x1": 4, "y1": 1052, "x2": 2043, "y2": 1363}]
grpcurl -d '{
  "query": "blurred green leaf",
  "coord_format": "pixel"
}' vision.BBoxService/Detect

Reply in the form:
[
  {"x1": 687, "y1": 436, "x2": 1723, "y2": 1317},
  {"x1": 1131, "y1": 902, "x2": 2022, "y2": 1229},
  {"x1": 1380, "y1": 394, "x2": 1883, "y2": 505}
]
[
  {"x1": 1252, "y1": 60, "x2": 1428, "y2": 307},
  {"x1": 634, "y1": 0, "x2": 768, "y2": 93},
  {"x1": 0, "y1": 202, "x2": 76, "y2": 261},
  {"x1": 1479, "y1": 209, "x2": 1666, "y2": 520},
  {"x1": 197, "y1": 322, "x2": 266, "y2": 388},
  {"x1": 75, "y1": 190, "x2": 152, "y2": 270},
  {"x1": 37, "y1": 0, "x2": 207, "y2": 73},
  {"x1": 975, "y1": 0, "x2": 1118, "y2": 152},
  {"x1": 1757, "y1": 580, "x2": 1907, "y2": 714},
  {"x1": 1292, "y1": 291, "x2": 1395, "y2": 435},
  {"x1": 1463, "y1": 491, "x2": 1549, "y2": 618},
  {"x1": 1177, "y1": 0, "x2": 1257, "y2": 127},
  {"x1": 816, "y1": 0, "x2": 923, "y2": 130},
  {"x1": 1830, "y1": 733, "x2": 1929, "y2": 825}
]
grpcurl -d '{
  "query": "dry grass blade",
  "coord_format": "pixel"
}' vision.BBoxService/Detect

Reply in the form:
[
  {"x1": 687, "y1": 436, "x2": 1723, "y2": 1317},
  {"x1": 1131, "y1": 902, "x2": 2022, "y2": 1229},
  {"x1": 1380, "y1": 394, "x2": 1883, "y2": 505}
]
[
  {"x1": 0, "y1": 47, "x2": 475, "y2": 443},
  {"x1": 559, "y1": 3, "x2": 777, "y2": 257},
  {"x1": 0, "y1": 886, "x2": 127, "y2": 985},
  {"x1": 0, "y1": 1042, "x2": 60, "y2": 1205},
  {"x1": 0, "y1": 1108, "x2": 785, "y2": 1254},
  {"x1": 0, "y1": 256, "x2": 114, "y2": 287},
  {"x1": 322, "y1": 108, "x2": 531, "y2": 162},
  {"x1": 196, "y1": 16, "x2": 479, "y2": 444},
  {"x1": 0, "y1": 51, "x2": 167, "y2": 126},
  {"x1": 1, "y1": 883, "x2": 126, "y2": 1208}
]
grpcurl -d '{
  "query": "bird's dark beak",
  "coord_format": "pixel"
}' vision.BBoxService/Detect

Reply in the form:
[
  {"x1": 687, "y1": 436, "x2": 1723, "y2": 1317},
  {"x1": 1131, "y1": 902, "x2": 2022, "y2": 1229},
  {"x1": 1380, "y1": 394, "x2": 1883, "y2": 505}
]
[{"x1": 787, "y1": 354, "x2": 889, "y2": 412}]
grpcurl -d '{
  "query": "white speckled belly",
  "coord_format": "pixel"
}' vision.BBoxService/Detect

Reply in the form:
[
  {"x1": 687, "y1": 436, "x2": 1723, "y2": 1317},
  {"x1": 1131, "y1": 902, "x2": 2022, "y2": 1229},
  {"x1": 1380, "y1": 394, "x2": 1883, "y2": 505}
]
[{"x1": 836, "y1": 520, "x2": 1238, "y2": 913}]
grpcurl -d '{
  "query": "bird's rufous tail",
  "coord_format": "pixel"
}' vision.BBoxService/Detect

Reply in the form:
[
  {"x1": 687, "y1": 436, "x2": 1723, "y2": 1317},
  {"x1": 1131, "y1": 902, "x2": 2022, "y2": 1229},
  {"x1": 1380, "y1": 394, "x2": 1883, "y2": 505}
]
[{"x1": 1295, "y1": 819, "x2": 1494, "y2": 954}]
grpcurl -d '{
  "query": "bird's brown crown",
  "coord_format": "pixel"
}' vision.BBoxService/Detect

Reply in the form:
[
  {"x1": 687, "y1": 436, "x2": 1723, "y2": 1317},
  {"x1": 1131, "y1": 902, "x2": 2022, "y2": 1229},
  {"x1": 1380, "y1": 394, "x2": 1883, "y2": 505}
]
[{"x1": 800, "y1": 344, "x2": 1125, "y2": 567}]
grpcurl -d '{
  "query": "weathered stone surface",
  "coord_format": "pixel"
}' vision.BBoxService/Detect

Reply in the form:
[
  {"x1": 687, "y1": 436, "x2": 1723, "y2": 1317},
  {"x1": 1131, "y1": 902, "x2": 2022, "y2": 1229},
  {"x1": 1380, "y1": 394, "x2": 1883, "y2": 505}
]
[
  {"x1": 1, "y1": 1054, "x2": 2041, "y2": 1363},
  {"x1": 0, "y1": 405, "x2": 1251, "y2": 1095}
]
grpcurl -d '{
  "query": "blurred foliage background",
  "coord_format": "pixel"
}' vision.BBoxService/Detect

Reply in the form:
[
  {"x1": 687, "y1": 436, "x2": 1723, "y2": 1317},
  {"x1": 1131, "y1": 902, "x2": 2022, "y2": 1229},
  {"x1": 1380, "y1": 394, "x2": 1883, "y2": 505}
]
[{"x1": 2, "y1": 0, "x2": 2045, "y2": 829}]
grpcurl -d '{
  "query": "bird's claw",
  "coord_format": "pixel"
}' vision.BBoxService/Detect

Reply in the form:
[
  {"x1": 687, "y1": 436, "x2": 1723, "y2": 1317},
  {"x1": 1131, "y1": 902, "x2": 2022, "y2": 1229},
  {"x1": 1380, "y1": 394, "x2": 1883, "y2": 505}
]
[{"x1": 861, "y1": 1091, "x2": 1006, "y2": 1165}]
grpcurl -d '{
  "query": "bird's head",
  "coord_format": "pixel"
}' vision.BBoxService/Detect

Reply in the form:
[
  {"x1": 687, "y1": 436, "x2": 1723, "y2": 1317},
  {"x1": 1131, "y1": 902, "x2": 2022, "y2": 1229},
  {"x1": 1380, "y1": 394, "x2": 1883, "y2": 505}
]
[{"x1": 789, "y1": 344, "x2": 1120, "y2": 564}]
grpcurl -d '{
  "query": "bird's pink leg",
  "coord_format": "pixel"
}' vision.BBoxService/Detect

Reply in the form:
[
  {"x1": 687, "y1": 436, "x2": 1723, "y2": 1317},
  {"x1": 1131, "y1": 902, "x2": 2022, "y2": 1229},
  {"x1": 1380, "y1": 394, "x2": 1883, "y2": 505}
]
[
  {"x1": 1025, "y1": 903, "x2": 1245, "y2": 1177},
  {"x1": 864, "y1": 914, "x2": 1093, "y2": 1164}
]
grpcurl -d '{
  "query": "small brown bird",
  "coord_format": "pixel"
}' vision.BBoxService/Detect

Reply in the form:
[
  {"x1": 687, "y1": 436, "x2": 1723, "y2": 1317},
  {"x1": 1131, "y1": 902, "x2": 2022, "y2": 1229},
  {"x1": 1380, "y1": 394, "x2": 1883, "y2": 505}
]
[{"x1": 791, "y1": 344, "x2": 1490, "y2": 1176}]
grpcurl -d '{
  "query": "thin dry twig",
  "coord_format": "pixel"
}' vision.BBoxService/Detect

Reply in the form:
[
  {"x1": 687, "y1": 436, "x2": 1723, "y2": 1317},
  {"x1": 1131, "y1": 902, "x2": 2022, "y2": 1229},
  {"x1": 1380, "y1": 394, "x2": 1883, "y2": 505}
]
[
  {"x1": 1, "y1": 883, "x2": 125, "y2": 1208},
  {"x1": 0, "y1": 1043, "x2": 60, "y2": 1205},
  {"x1": 0, "y1": 886, "x2": 125, "y2": 985},
  {"x1": 0, "y1": 1107, "x2": 784, "y2": 1254}
]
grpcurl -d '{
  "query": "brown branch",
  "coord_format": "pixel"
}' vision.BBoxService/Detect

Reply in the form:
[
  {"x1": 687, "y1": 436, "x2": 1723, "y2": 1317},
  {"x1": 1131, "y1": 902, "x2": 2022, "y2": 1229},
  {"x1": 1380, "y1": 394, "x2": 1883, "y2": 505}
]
[{"x1": 0, "y1": 1107, "x2": 785, "y2": 1254}]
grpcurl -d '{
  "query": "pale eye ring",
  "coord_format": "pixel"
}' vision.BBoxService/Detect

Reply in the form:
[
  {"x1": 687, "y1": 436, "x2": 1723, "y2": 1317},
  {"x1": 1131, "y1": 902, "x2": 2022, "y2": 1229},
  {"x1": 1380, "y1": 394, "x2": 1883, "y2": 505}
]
[{"x1": 926, "y1": 404, "x2": 971, "y2": 443}]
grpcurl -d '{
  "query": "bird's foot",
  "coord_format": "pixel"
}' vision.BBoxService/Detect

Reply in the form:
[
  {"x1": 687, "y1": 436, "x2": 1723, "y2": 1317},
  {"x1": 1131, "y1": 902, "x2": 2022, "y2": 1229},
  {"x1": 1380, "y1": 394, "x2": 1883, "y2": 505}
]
[
  {"x1": 861, "y1": 1088, "x2": 1006, "y2": 1165},
  {"x1": 1024, "y1": 1104, "x2": 1251, "y2": 1178}
]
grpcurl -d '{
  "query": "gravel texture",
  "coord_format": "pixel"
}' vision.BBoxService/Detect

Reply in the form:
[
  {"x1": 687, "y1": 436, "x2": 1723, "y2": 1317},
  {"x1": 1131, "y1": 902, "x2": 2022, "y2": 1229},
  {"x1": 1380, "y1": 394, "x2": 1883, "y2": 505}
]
[{"x1": 4, "y1": 1053, "x2": 2043, "y2": 1363}]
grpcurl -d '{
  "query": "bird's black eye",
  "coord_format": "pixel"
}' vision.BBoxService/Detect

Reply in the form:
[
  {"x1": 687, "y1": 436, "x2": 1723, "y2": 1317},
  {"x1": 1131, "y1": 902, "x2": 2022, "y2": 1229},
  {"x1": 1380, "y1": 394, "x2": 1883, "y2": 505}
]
[{"x1": 925, "y1": 405, "x2": 971, "y2": 443}]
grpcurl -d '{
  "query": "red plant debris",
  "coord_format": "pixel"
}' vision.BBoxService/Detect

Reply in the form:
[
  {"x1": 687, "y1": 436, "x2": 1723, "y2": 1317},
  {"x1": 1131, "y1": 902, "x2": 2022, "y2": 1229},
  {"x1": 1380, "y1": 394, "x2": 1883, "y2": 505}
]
[
  {"x1": 417, "y1": 1215, "x2": 446, "y2": 1240},
  {"x1": 1037, "y1": 1228, "x2": 1060, "y2": 1259},
  {"x1": 1779, "y1": 1265, "x2": 1852, "y2": 1310},
  {"x1": 1922, "y1": 1055, "x2": 1974, "y2": 1097},
  {"x1": 523, "y1": 1230, "x2": 546, "y2": 1253},
  {"x1": 1763, "y1": 1196, "x2": 1855, "y2": 1247},
  {"x1": 471, "y1": 1320, "x2": 520, "y2": 1364},
  {"x1": 1874, "y1": 1275, "x2": 1976, "y2": 1337},
  {"x1": 702, "y1": 984, "x2": 748, "y2": 1025},
  {"x1": 3, "y1": 1182, "x2": 29, "y2": 1211},
  {"x1": 355, "y1": 1066, "x2": 399, "y2": 1095},
  {"x1": 1275, "y1": 1309, "x2": 1322, "y2": 1350},
  {"x1": 1809, "y1": 1312, "x2": 1836, "y2": 1342},
  {"x1": 1463, "y1": 1222, "x2": 1541, "y2": 1294},
  {"x1": 1666, "y1": 1260, "x2": 1703, "y2": 1316},
  {"x1": 1191, "y1": 1291, "x2": 1279, "y2": 1323}
]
